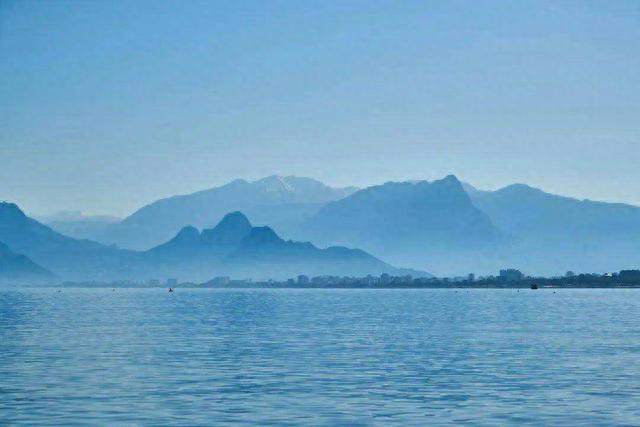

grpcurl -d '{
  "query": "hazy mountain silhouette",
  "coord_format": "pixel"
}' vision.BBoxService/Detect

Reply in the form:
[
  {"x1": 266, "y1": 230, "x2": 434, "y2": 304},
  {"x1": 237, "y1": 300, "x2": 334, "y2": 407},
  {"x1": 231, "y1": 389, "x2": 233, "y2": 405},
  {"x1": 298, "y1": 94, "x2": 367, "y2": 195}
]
[
  {"x1": 466, "y1": 183, "x2": 640, "y2": 275},
  {"x1": 298, "y1": 175, "x2": 501, "y2": 274},
  {"x1": 38, "y1": 211, "x2": 120, "y2": 241},
  {"x1": 80, "y1": 176, "x2": 357, "y2": 250},
  {"x1": 0, "y1": 202, "x2": 134, "y2": 280},
  {"x1": 225, "y1": 226, "x2": 414, "y2": 280},
  {"x1": 0, "y1": 202, "x2": 424, "y2": 282},
  {"x1": 140, "y1": 212, "x2": 253, "y2": 279},
  {"x1": 142, "y1": 212, "x2": 426, "y2": 281},
  {"x1": 0, "y1": 241, "x2": 53, "y2": 282},
  {"x1": 37, "y1": 210, "x2": 120, "y2": 223},
  {"x1": 9, "y1": 173, "x2": 640, "y2": 278}
]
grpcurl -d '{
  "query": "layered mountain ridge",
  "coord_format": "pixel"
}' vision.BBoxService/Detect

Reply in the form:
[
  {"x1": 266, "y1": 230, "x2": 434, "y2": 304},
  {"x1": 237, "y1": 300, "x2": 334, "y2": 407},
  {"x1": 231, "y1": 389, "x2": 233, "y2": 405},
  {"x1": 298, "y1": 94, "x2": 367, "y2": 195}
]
[
  {"x1": 0, "y1": 202, "x2": 132, "y2": 280},
  {"x1": 466, "y1": 182, "x2": 640, "y2": 275},
  {"x1": 0, "y1": 241, "x2": 53, "y2": 282},
  {"x1": 297, "y1": 175, "x2": 501, "y2": 274},
  {"x1": 0, "y1": 203, "x2": 421, "y2": 282},
  {"x1": 21, "y1": 173, "x2": 640, "y2": 277},
  {"x1": 143, "y1": 211, "x2": 420, "y2": 281},
  {"x1": 72, "y1": 175, "x2": 358, "y2": 250}
]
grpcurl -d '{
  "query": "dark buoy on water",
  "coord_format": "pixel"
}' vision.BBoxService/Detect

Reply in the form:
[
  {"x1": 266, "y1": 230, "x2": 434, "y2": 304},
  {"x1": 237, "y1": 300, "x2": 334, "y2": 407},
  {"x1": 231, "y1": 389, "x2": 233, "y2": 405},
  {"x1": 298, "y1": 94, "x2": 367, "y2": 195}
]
[{"x1": 530, "y1": 284, "x2": 538, "y2": 290}]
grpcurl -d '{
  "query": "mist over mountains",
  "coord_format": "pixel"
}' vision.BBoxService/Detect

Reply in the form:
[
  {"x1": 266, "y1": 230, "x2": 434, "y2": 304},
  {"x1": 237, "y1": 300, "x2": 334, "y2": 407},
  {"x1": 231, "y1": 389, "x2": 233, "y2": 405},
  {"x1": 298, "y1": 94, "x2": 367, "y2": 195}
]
[
  {"x1": 78, "y1": 176, "x2": 357, "y2": 250},
  {"x1": 0, "y1": 203, "x2": 134, "y2": 281},
  {"x1": 466, "y1": 183, "x2": 640, "y2": 275},
  {"x1": 35, "y1": 211, "x2": 120, "y2": 243},
  {"x1": 0, "y1": 203, "x2": 415, "y2": 282},
  {"x1": 22, "y1": 174, "x2": 640, "y2": 278},
  {"x1": 140, "y1": 210, "x2": 409, "y2": 281},
  {"x1": 0, "y1": 241, "x2": 52, "y2": 282},
  {"x1": 298, "y1": 175, "x2": 502, "y2": 274}
]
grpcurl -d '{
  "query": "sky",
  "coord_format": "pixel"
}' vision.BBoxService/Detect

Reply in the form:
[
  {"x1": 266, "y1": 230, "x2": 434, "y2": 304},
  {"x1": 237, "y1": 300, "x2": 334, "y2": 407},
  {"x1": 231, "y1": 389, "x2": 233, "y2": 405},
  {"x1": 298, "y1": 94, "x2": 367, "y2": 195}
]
[{"x1": 1, "y1": 0, "x2": 639, "y2": 217}]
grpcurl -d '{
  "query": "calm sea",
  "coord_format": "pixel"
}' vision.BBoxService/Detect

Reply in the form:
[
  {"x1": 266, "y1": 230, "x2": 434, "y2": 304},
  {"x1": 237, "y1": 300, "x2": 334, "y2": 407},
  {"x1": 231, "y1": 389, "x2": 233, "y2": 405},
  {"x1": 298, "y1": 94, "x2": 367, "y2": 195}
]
[{"x1": 1, "y1": 288, "x2": 640, "y2": 426}]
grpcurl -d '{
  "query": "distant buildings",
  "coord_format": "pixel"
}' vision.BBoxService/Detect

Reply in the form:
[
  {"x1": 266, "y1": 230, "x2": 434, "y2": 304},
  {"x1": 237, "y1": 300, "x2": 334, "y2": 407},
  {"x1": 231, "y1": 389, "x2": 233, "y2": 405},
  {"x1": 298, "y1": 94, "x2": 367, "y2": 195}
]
[
  {"x1": 499, "y1": 269, "x2": 524, "y2": 282},
  {"x1": 62, "y1": 268, "x2": 640, "y2": 289},
  {"x1": 166, "y1": 278, "x2": 178, "y2": 287}
]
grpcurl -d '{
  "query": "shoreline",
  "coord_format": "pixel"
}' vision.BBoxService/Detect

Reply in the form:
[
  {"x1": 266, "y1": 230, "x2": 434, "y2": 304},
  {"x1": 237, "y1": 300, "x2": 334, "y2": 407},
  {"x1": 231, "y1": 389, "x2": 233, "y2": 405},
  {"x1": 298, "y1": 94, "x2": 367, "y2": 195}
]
[{"x1": 6, "y1": 283, "x2": 640, "y2": 290}]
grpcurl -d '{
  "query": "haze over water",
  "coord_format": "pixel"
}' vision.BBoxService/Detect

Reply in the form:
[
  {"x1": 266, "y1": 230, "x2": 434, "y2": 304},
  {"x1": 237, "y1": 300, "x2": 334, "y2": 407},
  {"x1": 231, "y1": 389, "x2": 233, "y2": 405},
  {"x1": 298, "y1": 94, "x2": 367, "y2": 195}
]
[{"x1": 2, "y1": 288, "x2": 640, "y2": 425}]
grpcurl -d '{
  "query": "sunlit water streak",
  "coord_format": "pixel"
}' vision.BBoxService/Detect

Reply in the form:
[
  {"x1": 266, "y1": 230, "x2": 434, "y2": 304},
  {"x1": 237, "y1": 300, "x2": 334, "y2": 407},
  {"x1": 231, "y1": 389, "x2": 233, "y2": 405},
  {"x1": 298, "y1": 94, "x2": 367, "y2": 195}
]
[{"x1": 1, "y1": 288, "x2": 640, "y2": 425}]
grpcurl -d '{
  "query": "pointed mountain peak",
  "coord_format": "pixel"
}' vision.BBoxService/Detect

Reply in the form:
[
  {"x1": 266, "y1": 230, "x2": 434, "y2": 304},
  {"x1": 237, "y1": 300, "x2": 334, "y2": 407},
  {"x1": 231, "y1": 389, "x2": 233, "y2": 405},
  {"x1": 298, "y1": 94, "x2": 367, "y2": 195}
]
[
  {"x1": 201, "y1": 211, "x2": 252, "y2": 246},
  {"x1": 493, "y1": 183, "x2": 548, "y2": 199},
  {"x1": 241, "y1": 226, "x2": 283, "y2": 246},
  {"x1": 436, "y1": 174, "x2": 462, "y2": 186},
  {"x1": 213, "y1": 211, "x2": 251, "y2": 232},
  {"x1": 425, "y1": 175, "x2": 471, "y2": 205},
  {"x1": 0, "y1": 202, "x2": 28, "y2": 222},
  {"x1": 254, "y1": 175, "x2": 295, "y2": 193},
  {"x1": 170, "y1": 226, "x2": 201, "y2": 243},
  {"x1": 501, "y1": 183, "x2": 536, "y2": 192}
]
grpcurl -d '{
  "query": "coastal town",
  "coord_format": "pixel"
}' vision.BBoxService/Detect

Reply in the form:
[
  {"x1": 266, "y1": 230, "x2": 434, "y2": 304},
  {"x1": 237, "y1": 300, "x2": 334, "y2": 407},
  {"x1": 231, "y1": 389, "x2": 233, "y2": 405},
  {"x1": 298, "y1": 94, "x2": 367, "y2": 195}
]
[{"x1": 61, "y1": 269, "x2": 640, "y2": 289}]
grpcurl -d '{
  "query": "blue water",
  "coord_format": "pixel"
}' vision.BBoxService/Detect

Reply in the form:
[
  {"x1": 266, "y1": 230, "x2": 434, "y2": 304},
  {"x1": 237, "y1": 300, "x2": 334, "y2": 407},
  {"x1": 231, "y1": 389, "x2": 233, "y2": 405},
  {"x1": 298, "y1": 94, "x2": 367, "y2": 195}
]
[{"x1": 1, "y1": 288, "x2": 640, "y2": 425}]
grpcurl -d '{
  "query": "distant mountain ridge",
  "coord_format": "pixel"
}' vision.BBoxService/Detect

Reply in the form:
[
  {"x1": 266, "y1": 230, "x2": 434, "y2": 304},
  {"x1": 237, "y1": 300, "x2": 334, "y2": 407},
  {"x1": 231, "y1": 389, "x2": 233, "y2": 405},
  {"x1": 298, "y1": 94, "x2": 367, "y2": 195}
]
[
  {"x1": 0, "y1": 241, "x2": 53, "y2": 282},
  {"x1": 37, "y1": 211, "x2": 121, "y2": 242},
  {"x1": 0, "y1": 202, "x2": 132, "y2": 280},
  {"x1": 297, "y1": 175, "x2": 502, "y2": 274},
  {"x1": 20, "y1": 174, "x2": 640, "y2": 277},
  {"x1": 143, "y1": 211, "x2": 425, "y2": 281},
  {"x1": 0, "y1": 203, "x2": 423, "y2": 282},
  {"x1": 73, "y1": 176, "x2": 358, "y2": 250},
  {"x1": 466, "y1": 182, "x2": 640, "y2": 275},
  {"x1": 37, "y1": 210, "x2": 120, "y2": 223}
]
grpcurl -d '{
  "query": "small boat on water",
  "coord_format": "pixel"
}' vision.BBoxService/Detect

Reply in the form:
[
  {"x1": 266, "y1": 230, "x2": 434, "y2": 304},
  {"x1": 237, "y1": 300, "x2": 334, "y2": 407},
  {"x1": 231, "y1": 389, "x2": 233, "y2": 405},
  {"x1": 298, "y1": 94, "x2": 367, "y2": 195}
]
[
  {"x1": 530, "y1": 284, "x2": 538, "y2": 290},
  {"x1": 168, "y1": 288, "x2": 174, "y2": 293}
]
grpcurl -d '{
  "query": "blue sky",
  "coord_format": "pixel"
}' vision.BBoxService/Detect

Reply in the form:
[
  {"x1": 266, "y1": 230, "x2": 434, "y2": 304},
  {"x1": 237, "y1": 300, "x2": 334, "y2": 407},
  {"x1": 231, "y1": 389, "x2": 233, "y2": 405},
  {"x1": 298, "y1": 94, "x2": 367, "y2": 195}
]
[{"x1": 1, "y1": 0, "x2": 638, "y2": 216}]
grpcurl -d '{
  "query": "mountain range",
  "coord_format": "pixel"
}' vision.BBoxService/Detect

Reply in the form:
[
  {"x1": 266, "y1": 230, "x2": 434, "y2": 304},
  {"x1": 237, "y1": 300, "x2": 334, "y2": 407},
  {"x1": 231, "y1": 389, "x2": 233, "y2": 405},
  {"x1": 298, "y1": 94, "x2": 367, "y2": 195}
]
[
  {"x1": 35, "y1": 210, "x2": 120, "y2": 242},
  {"x1": 63, "y1": 176, "x2": 357, "y2": 250},
  {"x1": 299, "y1": 176, "x2": 640, "y2": 275},
  {"x1": 29, "y1": 174, "x2": 640, "y2": 276},
  {"x1": 0, "y1": 203, "x2": 419, "y2": 282},
  {"x1": 298, "y1": 175, "x2": 502, "y2": 274},
  {"x1": 144, "y1": 211, "x2": 416, "y2": 281},
  {"x1": 465, "y1": 183, "x2": 640, "y2": 275},
  {"x1": 0, "y1": 202, "x2": 133, "y2": 280},
  {"x1": 0, "y1": 241, "x2": 52, "y2": 283}
]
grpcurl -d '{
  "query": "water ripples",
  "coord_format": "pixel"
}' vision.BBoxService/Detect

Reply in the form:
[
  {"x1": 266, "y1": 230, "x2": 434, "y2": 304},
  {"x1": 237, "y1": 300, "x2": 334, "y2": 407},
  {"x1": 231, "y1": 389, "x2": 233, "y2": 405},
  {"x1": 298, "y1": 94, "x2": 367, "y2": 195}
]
[{"x1": 2, "y1": 288, "x2": 640, "y2": 425}]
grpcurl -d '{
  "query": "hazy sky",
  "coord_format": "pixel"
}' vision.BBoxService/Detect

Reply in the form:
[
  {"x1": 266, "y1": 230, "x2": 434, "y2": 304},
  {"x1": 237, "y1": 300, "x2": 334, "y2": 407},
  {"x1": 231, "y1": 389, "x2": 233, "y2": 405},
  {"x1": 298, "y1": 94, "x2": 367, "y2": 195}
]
[{"x1": 1, "y1": 0, "x2": 638, "y2": 217}]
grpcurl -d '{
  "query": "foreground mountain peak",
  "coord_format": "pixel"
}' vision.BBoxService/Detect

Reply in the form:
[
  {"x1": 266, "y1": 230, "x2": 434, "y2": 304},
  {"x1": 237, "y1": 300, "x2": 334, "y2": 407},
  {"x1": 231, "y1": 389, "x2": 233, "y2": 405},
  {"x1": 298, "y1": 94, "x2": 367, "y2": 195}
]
[
  {"x1": 0, "y1": 202, "x2": 28, "y2": 222},
  {"x1": 217, "y1": 211, "x2": 251, "y2": 227},
  {"x1": 241, "y1": 226, "x2": 282, "y2": 246},
  {"x1": 172, "y1": 226, "x2": 200, "y2": 243},
  {"x1": 201, "y1": 211, "x2": 252, "y2": 245},
  {"x1": 440, "y1": 174, "x2": 461, "y2": 183},
  {"x1": 0, "y1": 241, "x2": 53, "y2": 281}
]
